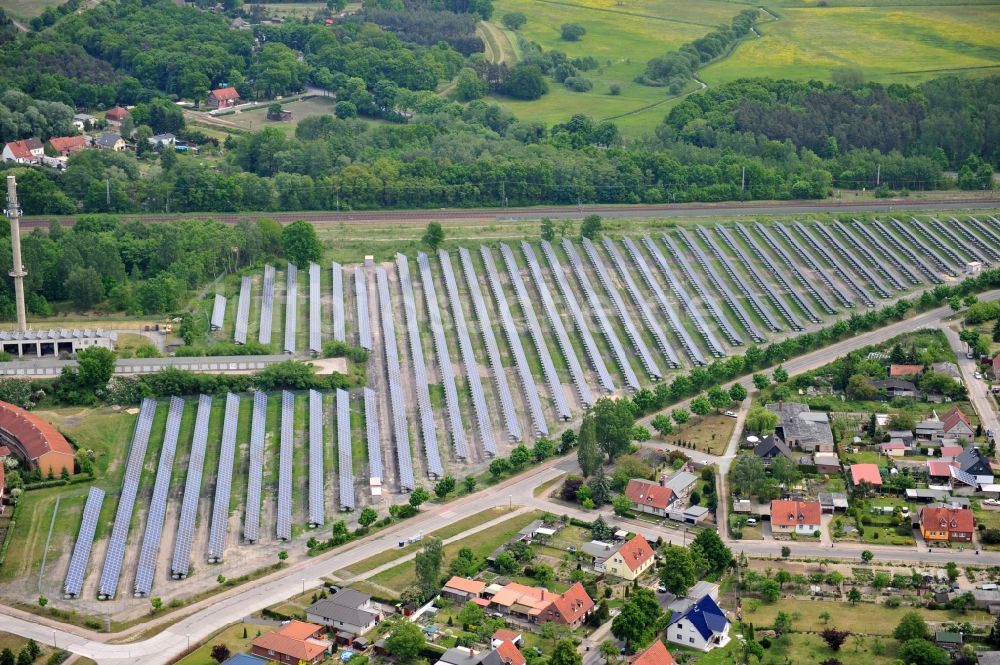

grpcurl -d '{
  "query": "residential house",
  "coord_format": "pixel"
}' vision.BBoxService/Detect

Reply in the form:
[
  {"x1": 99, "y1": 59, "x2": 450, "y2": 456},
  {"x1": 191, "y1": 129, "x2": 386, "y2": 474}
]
[
  {"x1": 769, "y1": 499, "x2": 822, "y2": 536},
  {"x1": 231, "y1": 16, "x2": 251, "y2": 28},
  {"x1": 491, "y1": 629, "x2": 522, "y2": 649},
  {"x1": 919, "y1": 505, "x2": 974, "y2": 543},
  {"x1": 105, "y1": 106, "x2": 128, "y2": 127},
  {"x1": 95, "y1": 132, "x2": 125, "y2": 151},
  {"x1": 536, "y1": 582, "x2": 594, "y2": 629},
  {"x1": 818, "y1": 492, "x2": 849, "y2": 513},
  {"x1": 666, "y1": 594, "x2": 731, "y2": 652},
  {"x1": 888, "y1": 430, "x2": 916, "y2": 447},
  {"x1": 664, "y1": 471, "x2": 697, "y2": 501},
  {"x1": 436, "y1": 643, "x2": 526, "y2": 665},
  {"x1": 812, "y1": 452, "x2": 841, "y2": 474},
  {"x1": 917, "y1": 417, "x2": 945, "y2": 443},
  {"x1": 2, "y1": 138, "x2": 44, "y2": 164},
  {"x1": 955, "y1": 447, "x2": 994, "y2": 485},
  {"x1": 631, "y1": 641, "x2": 676, "y2": 665},
  {"x1": 879, "y1": 441, "x2": 907, "y2": 457},
  {"x1": 850, "y1": 463, "x2": 883, "y2": 489},
  {"x1": 208, "y1": 86, "x2": 241, "y2": 109},
  {"x1": 442, "y1": 577, "x2": 486, "y2": 604},
  {"x1": 939, "y1": 445, "x2": 964, "y2": 461},
  {"x1": 942, "y1": 407, "x2": 974, "y2": 440},
  {"x1": 304, "y1": 588, "x2": 380, "y2": 637},
  {"x1": 766, "y1": 402, "x2": 834, "y2": 452},
  {"x1": 48, "y1": 135, "x2": 87, "y2": 156},
  {"x1": 752, "y1": 435, "x2": 792, "y2": 465},
  {"x1": 487, "y1": 583, "x2": 556, "y2": 622},
  {"x1": 72, "y1": 113, "x2": 97, "y2": 131},
  {"x1": 602, "y1": 535, "x2": 655, "y2": 581},
  {"x1": 250, "y1": 621, "x2": 330, "y2": 664},
  {"x1": 890, "y1": 364, "x2": 923, "y2": 378},
  {"x1": 872, "y1": 379, "x2": 919, "y2": 399},
  {"x1": 625, "y1": 479, "x2": 676, "y2": 517},
  {"x1": 580, "y1": 540, "x2": 617, "y2": 571},
  {"x1": 992, "y1": 354, "x2": 1000, "y2": 382},
  {"x1": 927, "y1": 461, "x2": 954, "y2": 485},
  {"x1": 148, "y1": 133, "x2": 176, "y2": 148}
]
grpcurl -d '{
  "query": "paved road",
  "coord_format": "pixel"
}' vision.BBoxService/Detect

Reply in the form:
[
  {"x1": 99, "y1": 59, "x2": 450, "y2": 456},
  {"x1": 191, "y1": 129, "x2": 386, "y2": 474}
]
[
  {"x1": 942, "y1": 323, "x2": 1000, "y2": 440},
  {"x1": 21, "y1": 198, "x2": 1000, "y2": 229},
  {"x1": 2, "y1": 293, "x2": 1000, "y2": 663}
]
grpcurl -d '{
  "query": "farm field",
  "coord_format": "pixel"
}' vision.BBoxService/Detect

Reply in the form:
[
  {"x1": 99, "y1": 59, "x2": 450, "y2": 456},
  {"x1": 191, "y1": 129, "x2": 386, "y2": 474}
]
[
  {"x1": 701, "y1": 4, "x2": 1000, "y2": 86},
  {"x1": 488, "y1": 0, "x2": 741, "y2": 132},
  {"x1": 209, "y1": 96, "x2": 340, "y2": 135}
]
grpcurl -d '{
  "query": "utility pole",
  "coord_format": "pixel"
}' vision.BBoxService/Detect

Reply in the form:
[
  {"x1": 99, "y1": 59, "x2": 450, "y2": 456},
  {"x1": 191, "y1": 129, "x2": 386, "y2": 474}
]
[
  {"x1": 741, "y1": 166, "x2": 746, "y2": 192},
  {"x1": 500, "y1": 180, "x2": 506, "y2": 209},
  {"x1": 6, "y1": 176, "x2": 27, "y2": 333},
  {"x1": 876, "y1": 163, "x2": 881, "y2": 187}
]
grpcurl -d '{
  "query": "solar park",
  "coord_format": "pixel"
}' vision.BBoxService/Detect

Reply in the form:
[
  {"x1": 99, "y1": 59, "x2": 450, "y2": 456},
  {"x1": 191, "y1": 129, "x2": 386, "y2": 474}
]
[{"x1": 64, "y1": 216, "x2": 996, "y2": 599}]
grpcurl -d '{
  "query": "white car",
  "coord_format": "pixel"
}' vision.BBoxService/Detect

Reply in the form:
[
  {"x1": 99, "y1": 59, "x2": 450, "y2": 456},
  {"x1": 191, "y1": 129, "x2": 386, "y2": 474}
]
[
  {"x1": 975, "y1": 372, "x2": 983, "y2": 379},
  {"x1": 746, "y1": 518, "x2": 757, "y2": 526},
  {"x1": 984, "y1": 499, "x2": 1000, "y2": 506},
  {"x1": 724, "y1": 411, "x2": 737, "y2": 418}
]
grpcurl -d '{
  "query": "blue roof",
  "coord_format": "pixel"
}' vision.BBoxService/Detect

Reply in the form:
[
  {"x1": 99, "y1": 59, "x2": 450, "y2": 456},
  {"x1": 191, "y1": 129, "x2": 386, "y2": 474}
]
[
  {"x1": 669, "y1": 594, "x2": 728, "y2": 640},
  {"x1": 222, "y1": 655, "x2": 268, "y2": 665}
]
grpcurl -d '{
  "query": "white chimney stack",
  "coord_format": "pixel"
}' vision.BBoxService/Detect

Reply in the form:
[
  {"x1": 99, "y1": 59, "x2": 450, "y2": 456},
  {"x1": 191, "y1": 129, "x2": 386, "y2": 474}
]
[{"x1": 6, "y1": 175, "x2": 26, "y2": 333}]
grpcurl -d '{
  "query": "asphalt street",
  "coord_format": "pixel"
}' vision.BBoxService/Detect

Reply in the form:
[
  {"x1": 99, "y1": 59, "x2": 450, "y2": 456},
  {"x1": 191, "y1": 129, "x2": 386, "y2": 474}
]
[{"x1": 1, "y1": 293, "x2": 998, "y2": 664}]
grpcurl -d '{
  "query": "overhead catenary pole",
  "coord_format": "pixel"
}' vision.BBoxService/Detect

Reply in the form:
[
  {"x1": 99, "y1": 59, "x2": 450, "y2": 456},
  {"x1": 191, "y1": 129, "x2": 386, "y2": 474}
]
[{"x1": 6, "y1": 175, "x2": 27, "y2": 332}]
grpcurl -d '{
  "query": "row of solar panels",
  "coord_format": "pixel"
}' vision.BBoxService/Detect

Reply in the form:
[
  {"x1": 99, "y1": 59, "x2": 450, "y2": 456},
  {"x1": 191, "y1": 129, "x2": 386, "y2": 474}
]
[{"x1": 70, "y1": 391, "x2": 367, "y2": 598}]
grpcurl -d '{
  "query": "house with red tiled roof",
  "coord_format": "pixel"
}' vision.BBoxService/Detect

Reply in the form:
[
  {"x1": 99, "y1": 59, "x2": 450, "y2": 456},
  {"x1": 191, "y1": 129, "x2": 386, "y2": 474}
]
[
  {"x1": 537, "y1": 582, "x2": 594, "y2": 629},
  {"x1": 919, "y1": 505, "x2": 974, "y2": 543},
  {"x1": 208, "y1": 86, "x2": 240, "y2": 109},
  {"x1": 603, "y1": 534, "x2": 655, "y2": 581},
  {"x1": 0, "y1": 400, "x2": 74, "y2": 476},
  {"x1": 2, "y1": 138, "x2": 43, "y2": 164},
  {"x1": 443, "y1": 576, "x2": 486, "y2": 603},
  {"x1": 992, "y1": 354, "x2": 1000, "y2": 381},
  {"x1": 632, "y1": 641, "x2": 676, "y2": 665},
  {"x1": 850, "y1": 463, "x2": 882, "y2": 489},
  {"x1": 48, "y1": 135, "x2": 88, "y2": 156},
  {"x1": 491, "y1": 629, "x2": 522, "y2": 648},
  {"x1": 770, "y1": 499, "x2": 821, "y2": 536},
  {"x1": 927, "y1": 461, "x2": 955, "y2": 483},
  {"x1": 941, "y1": 407, "x2": 974, "y2": 440},
  {"x1": 104, "y1": 106, "x2": 128, "y2": 126},
  {"x1": 890, "y1": 363, "x2": 923, "y2": 378},
  {"x1": 493, "y1": 638, "x2": 526, "y2": 665},
  {"x1": 250, "y1": 620, "x2": 329, "y2": 664},
  {"x1": 625, "y1": 478, "x2": 676, "y2": 517}
]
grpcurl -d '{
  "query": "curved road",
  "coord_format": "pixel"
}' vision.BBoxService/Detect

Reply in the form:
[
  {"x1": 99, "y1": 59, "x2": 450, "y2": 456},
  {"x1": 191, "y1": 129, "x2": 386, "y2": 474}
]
[
  {"x1": 1, "y1": 293, "x2": 998, "y2": 663},
  {"x1": 20, "y1": 197, "x2": 1000, "y2": 230}
]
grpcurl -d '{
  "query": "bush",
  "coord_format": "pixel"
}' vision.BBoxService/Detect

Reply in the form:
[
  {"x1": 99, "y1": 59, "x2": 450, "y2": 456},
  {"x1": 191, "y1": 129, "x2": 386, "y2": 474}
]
[
  {"x1": 885, "y1": 596, "x2": 901, "y2": 608},
  {"x1": 982, "y1": 529, "x2": 1000, "y2": 544},
  {"x1": 561, "y1": 23, "x2": 586, "y2": 41},
  {"x1": 564, "y1": 77, "x2": 592, "y2": 92},
  {"x1": 609, "y1": 83, "x2": 621, "y2": 95}
]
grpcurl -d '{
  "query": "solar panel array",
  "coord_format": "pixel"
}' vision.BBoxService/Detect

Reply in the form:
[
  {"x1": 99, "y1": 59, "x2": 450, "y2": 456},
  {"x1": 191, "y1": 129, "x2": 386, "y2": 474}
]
[
  {"x1": 499, "y1": 242, "x2": 572, "y2": 421},
  {"x1": 771, "y1": 222, "x2": 856, "y2": 309},
  {"x1": 416, "y1": 252, "x2": 468, "y2": 461},
  {"x1": 355, "y1": 267, "x2": 372, "y2": 350},
  {"x1": 210, "y1": 294, "x2": 226, "y2": 331},
  {"x1": 714, "y1": 225, "x2": 803, "y2": 331},
  {"x1": 590, "y1": 237, "x2": 671, "y2": 375},
  {"x1": 134, "y1": 396, "x2": 183, "y2": 596},
  {"x1": 64, "y1": 486, "x2": 105, "y2": 598},
  {"x1": 234, "y1": 276, "x2": 251, "y2": 344},
  {"x1": 259, "y1": 264, "x2": 275, "y2": 344},
  {"x1": 789, "y1": 221, "x2": 876, "y2": 307},
  {"x1": 737, "y1": 224, "x2": 829, "y2": 320},
  {"x1": 396, "y1": 253, "x2": 443, "y2": 470},
  {"x1": 677, "y1": 229, "x2": 765, "y2": 343},
  {"x1": 520, "y1": 241, "x2": 593, "y2": 407},
  {"x1": 277, "y1": 390, "x2": 293, "y2": 541},
  {"x1": 363, "y1": 387, "x2": 383, "y2": 485},
  {"x1": 331, "y1": 262, "x2": 346, "y2": 341},
  {"x1": 284, "y1": 264, "x2": 298, "y2": 354},
  {"x1": 480, "y1": 246, "x2": 548, "y2": 436},
  {"x1": 811, "y1": 222, "x2": 890, "y2": 300},
  {"x1": 376, "y1": 267, "x2": 418, "y2": 488},
  {"x1": 969, "y1": 216, "x2": 1000, "y2": 254},
  {"x1": 696, "y1": 226, "x2": 783, "y2": 333},
  {"x1": 458, "y1": 247, "x2": 522, "y2": 441},
  {"x1": 540, "y1": 241, "x2": 615, "y2": 393},
  {"x1": 207, "y1": 394, "x2": 240, "y2": 562},
  {"x1": 561, "y1": 240, "x2": 639, "y2": 390},
  {"x1": 309, "y1": 263, "x2": 321, "y2": 355},
  {"x1": 98, "y1": 397, "x2": 156, "y2": 599},
  {"x1": 172, "y1": 394, "x2": 210, "y2": 579},
  {"x1": 847, "y1": 220, "x2": 922, "y2": 286},
  {"x1": 869, "y1": 219, "x2": 941, "y2": 283},
  {"x1": 440, "y1": 249, "x2": 498, "y2": 456},
  {"x1": 909, "y1": 217, "x2": 964, "y2": 267},
  {"x1": 888, "y1": 217, "x2": 956, "y2": 277},
  {"x1": 621, "y1": 235, "x2": 705, "y2": 365},
  {"x1": 639, "y1": 236, "x2": 723, "y2": 359},
  {"x1": 927, "y1": 218, "x2": 985, "y2": 265},
  {"x1": 337, "y1": 389, "x2": 355, "y2": 510},
  {"x1": 952, "y1": 217, "x2": 1000, "y2": 262},
  {"x1": 308, "y1": 389, "x2": 324, "y2": 526},
  {"x1": 243, "y1": 391, "x2": 267, "y2": 544},
  {"x1": 831, "y1": 221, "x2": 907, "y2": 291},
  {"x1": 661, "y1": 234, "x2": 744, "y2": 346}
]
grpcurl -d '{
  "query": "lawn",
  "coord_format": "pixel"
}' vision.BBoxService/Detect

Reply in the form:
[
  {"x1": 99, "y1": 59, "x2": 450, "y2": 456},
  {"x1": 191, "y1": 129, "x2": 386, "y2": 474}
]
[
  {"x1": 0, "y1": 0, "x2": 54, "y2": 18},
  {"x1": 701, "y1": 4, "x2": 1000, "y2": 86},
  {"x1": 212, "y1": 95, "x2": 340, "y2": 135},
  {"x1": 488, "y1": 0, "x2": 741, "y2": 133},
  {"x1": 659, "y1": 413, "x2": 735, "y2": 456},
  {"x1": 0, "y1": 632, "x2": 77, "y2": 664},
  {"x1": 367, "y1": 511, "x2": 543, "y2": 596},
  {"x1": 173, "y1": 622, "x2": 257, "y2": 665}
]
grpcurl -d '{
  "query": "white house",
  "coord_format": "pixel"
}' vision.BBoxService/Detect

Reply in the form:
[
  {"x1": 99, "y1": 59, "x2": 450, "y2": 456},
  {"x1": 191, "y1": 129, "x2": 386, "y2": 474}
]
[{"x1": 666, "y1": 595, "x2": 730, "y2": 652}]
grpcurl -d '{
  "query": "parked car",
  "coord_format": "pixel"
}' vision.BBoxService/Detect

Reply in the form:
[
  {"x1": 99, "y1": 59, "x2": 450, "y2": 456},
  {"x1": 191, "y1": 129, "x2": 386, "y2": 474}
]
[
  {"x1": 975, "y1": 371, "x2": 983, "y2": 379},
  {"x1": 746, "y1": 518, "x2": 758, "y2": 526},
  {"x1": 657, "y1": 584, "x2": 667, "y2": 593},
  {"x1": 984, "y1": 499, "x2": 1000, "y2": 506},
  {"x1": 724, "y1": 411, "x2": 737, "y2": 418}
]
